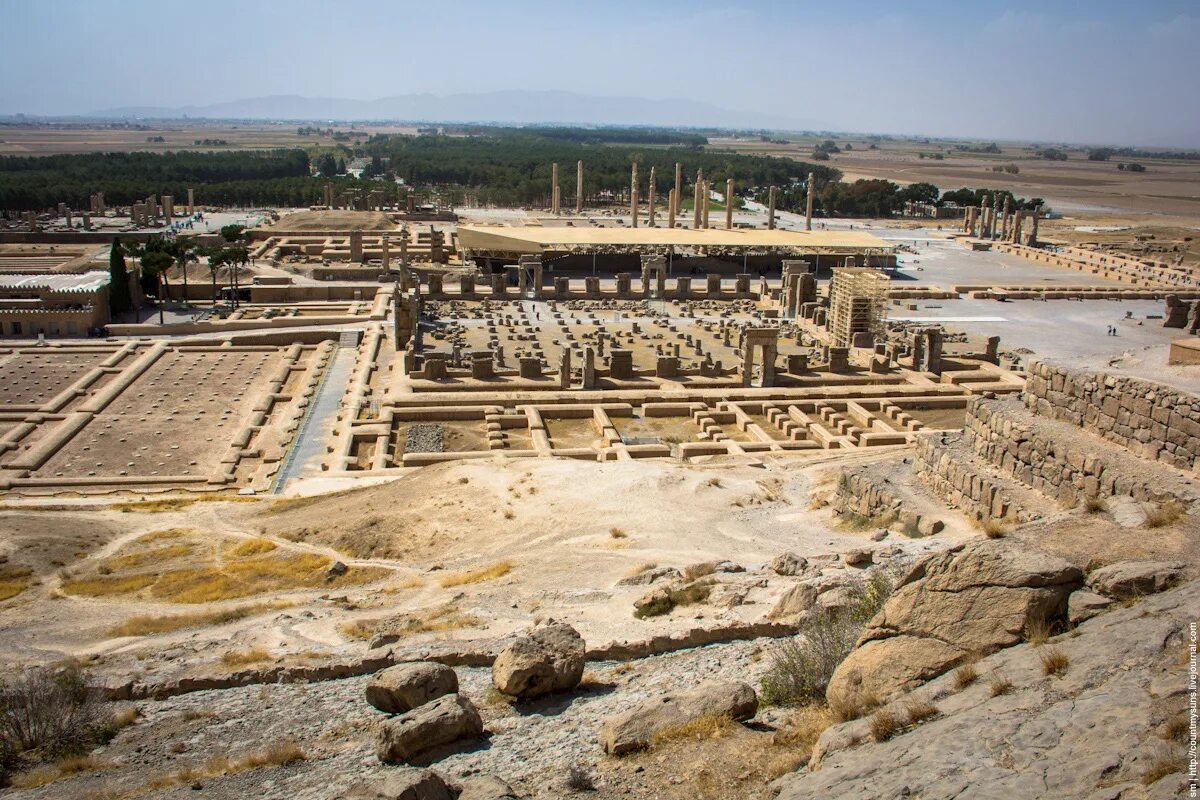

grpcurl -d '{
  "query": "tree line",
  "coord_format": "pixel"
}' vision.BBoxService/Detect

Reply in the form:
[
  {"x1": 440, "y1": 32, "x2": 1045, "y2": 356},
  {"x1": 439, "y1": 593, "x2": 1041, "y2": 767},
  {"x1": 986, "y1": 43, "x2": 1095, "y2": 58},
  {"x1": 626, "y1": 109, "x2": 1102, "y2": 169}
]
[{"x1": 756, "y1": 180, "x2": 1043, "y2": 218}]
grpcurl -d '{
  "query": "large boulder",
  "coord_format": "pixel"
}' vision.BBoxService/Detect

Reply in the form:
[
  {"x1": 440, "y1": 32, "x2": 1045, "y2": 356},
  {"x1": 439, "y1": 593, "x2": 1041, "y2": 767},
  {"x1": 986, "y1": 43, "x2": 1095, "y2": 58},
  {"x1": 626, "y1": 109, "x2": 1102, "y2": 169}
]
[
  {"x1": 376, "y1": 693, "x2": 484, "y2": 763},
  {"x1": 770, "y1": 582, "x2": 818, "y2": 618},
  {"x1": 366, "y1": 662, "x2": 458, "y2": 713},
  {"x1": 1068, "y1": 590, "x2": 1114, "y2": 625},
  {"x1": 599, "y1": 680, "x2": 758, "y2": 755},
  {"x1": 492, "y1": 623, "x2": 585, "y2": 698},
  {"x1": 826, "y1": 541, "x2": 1082, "y2": 708},
  {"x1": 455, "y1": 777, "x2": 519, "y2": 800},
  {"x1": 348, "y1": 768, "x2": 454, "y2": 799},
  {"x1": 1086, "y1": 560, "x2": 1186, "y2": 599},
  {"x1": 770, "y1": 552, "x2": 808, "y2": 576}
]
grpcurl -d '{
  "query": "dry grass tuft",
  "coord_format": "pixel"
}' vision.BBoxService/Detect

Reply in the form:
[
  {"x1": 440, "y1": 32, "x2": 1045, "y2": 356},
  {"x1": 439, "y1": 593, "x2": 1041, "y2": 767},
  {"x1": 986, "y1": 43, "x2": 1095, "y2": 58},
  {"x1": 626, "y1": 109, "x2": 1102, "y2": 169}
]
[
  {"x1": 904, "y1": 697, "x2": 938, "y2": 725},
  {"x1": 977, "y1": 518, "x2": 1008, "y2": 538},
  {"x1": 0, "y1": 564, "x2": 33, "y2": 601},
  {"x1": 609, "y1": 527, "x2": 629, "y2": 539},
  {"x1": 11, "y1": 755, "x2": 108, "y2": 788},
  {"x1": 623, "y1": 562, "x2": 658, "y2": 579},
  {"x1": 338, "y1": 619, "x2": 377, "y2": 640},
  {"x1": 228, "y1": 538, "x2": 277, "y2": 558},
  {"x1": 63, "y1": 530, "x2": 385, "y2": 604},
  {"x1": 829, "y1": 689, "x2": 882, "y2": 723},
  {"x1": 953, "y1": 663, "x2": 979, "y2": 690},
  {"x1": 146, "y1": 739, "x2": 305, "y2": 792},
  {"x1": 439, "y1": 560, "x2": 514, "y2": 588},
  {"x1": 220, "y1": 647, "x2": 271, "y2": 667},
  {"x1": 1024, "y1": 615, "x2": 1051, "y2": 646},
  {"x1": 108, "y1": 600, "x2": 291, "y2": 637},
  {"x1": 1144, "y1": 501, "x2": 1186, "y2": 529},
  {"x1": 1083, "y1": 495, "x2": 1107, "y2": 514},
  {"x1": 108, "y1": 495, "x2": 256, "y2": 513},
  {"x1": 989, "y1": 673, "x2": 1014, "y2": 697},
  {"x1": 1039, "y1": 646, "x2": 1069, "y2": 677},
  {"x1": 1141, "y1": 746, "x2": 1186, "y2": 785},
  {"x1": 651, "y1": 713, "x2": 739, "y2": 746},
  {"x1": 868, "y1": 708, "x2": 901, "y2": 742}
]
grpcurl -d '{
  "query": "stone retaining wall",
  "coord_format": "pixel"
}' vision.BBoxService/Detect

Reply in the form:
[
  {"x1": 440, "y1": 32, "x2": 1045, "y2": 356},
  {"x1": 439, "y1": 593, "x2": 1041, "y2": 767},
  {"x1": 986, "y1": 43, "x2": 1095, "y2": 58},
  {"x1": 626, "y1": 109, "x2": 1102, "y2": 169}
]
[
  {"x1": 912, "y1": 431, "x2": 1033, "y2": 522},
  {"x1": 1025, "y1": 361, "x2": 1200, "y2": 472}
]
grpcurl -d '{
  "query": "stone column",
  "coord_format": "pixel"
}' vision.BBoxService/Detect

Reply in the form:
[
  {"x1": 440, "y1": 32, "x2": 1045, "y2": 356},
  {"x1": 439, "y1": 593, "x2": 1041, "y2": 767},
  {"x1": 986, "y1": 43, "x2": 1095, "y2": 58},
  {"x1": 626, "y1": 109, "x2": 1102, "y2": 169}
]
[
  {"x1": 187, "y1": 187, "x2": 195, "y2": 215},
  {"x1": 768, "y1": 186, "x2": 777, "y2": 230},
  {"x1": 1012, "y1": 211, "x2": 1024, "y2": 244},
  {"x1": 725, "y1": 178, "x2": 734, "y2": 230},
  {"x1": 582, "y1": 347, "x2": 596, "y2": 389},
  {"x1": 349, "y1": 229, "x2": 363, "y2": 262},
  {"x1": 1001, "y1": 196, "x2": 1011, "y2": 239},
  {"x1": 630, "y1": 163, "x2": 639, "y2": 228},
  {"x1": 381, "y1": 234, "x2": 390, "y2": 270},
  {"x1": 551, "y1": 163, "x2": 560, "y2": 215},
  {"x1": 805, "y1": 172, "x2": 815, "y2": 230},
  {"x1": 576, "y1": 160, "x2": 584, "y2": 213},
  {"x1": 702, "y1": 181, "x2": 711, "y2": 229},
  {"x1": 693, "y1": 170, "x2": 703, "y2": 229},
  {"x1": 647, "y1": 166, "x2": 656, "y2": 226},
  {"x1": 673, "y1": 162, "x2": 682, "y2": 224},
  {"x1": 668, "y1": 189, "x2": 676, "y2": 230},
  {"x1": 559, "y1": 349, "x2": 572, "y2": 389}
]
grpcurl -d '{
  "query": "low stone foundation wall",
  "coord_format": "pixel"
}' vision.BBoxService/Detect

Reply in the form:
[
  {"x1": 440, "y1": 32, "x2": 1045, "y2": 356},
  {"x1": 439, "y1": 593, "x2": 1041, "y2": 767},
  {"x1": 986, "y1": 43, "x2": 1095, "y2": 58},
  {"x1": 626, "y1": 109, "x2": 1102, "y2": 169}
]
[
  {"x1": 965, "y1": 396, "x2": 1183, "y2": 506},
  {"x1": 1025, "y1": 361, "x2": 1200, "y2": 472},
  {"x1": 834, "y1": 466, "x2": 945, "y2": 534},
  {"x1": 912, "y1": 431, "x2": 1033, "y2": 521}
]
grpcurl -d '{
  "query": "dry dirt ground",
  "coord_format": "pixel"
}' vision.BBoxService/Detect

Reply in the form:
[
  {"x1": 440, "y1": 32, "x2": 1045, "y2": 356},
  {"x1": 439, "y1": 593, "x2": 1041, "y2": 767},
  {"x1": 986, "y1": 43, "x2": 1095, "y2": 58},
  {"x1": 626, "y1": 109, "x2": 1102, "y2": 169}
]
[{"x1": 263, "y1": 210, "x2": 397, "y2": 231}]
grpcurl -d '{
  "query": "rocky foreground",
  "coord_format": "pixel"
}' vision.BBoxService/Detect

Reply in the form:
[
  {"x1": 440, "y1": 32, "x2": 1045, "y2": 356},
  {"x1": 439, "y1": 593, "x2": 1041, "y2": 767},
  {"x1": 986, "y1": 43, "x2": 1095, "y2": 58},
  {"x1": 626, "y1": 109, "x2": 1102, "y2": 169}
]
[{"x1": 4, "y1": 537, "x2": 1191, "y2": 799}]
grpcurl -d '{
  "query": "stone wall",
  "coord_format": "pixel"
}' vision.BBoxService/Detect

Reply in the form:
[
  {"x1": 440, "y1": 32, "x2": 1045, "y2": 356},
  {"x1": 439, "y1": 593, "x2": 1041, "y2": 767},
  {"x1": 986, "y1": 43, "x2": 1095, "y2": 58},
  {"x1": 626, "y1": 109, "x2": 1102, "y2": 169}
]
[
  {"x1": 1025, "y1": 361, "x2": 1200, "y2": 472},
  {"x1": 965, "y1": 396, "x2": 1184, "y2": 506},
  {"x1": 912, "y1": 431, "x2": 1034, "y2": 522}
]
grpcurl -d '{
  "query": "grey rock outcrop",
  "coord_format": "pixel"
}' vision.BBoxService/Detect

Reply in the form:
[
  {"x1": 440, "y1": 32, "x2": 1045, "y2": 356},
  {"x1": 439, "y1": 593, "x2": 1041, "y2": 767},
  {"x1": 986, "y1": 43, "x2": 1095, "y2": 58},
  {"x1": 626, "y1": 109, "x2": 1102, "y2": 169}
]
[
  {"x1": 599, "y1": 680, "x2": 758, "y2": 755},
  {"x1": 826, "y1": 541, "x2": 1083, "y2": 708},
  {"x1": 349, "y1": 768, "x2": 454, "y2": 799},
  {"x1": 376, "y1": 693, "x2": 484, "y2": 763},
  {"x1": 366, "y1": 661, "x2": 458, "y2": 714},
  {"x1": 492, "y1": 623, "x2": 585, "y2": 698},
  {"x1": 775, "y1": 579, "x2": 1199, "y2": 800},
  {"x1": 1086, "y1": 560, "x2": 1186, "y2": 599}
]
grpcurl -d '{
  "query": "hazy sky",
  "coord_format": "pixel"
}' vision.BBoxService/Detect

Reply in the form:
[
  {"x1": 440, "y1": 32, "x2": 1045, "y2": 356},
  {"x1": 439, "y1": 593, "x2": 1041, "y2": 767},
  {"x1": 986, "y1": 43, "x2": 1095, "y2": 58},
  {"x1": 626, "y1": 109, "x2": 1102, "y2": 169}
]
[{"x1": 2, "y1": 0, "x2": 1198, "y2": 146}]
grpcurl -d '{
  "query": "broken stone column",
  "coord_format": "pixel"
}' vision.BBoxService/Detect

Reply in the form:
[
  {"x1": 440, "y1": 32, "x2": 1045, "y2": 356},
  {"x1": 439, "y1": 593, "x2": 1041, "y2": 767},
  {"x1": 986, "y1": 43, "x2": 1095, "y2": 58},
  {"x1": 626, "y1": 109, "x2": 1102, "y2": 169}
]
[
  {"x1": 551, "y1": 163, "x2": 560, "y2": 215},
  {"x1": 381, "y1": 234, "x2": 390, "y2": 270},
  {"x1": 768, "y1": 186, "x2": 777, "y2": 230},
  {"x1": 805, "y1": 172, "x2": 815, "y2": 231},
  {"x1": 702, "y1": 181, "x2": 710, "y2": 229},
  {"x1": 427, "y1": 273, "x2": 443, "y2": 295},
  {"x1": 1164, "y1": 295, "x2": 1189, "y2": 327},
  {"x1": 630, "y1": 163, "x2": 639, "y2": 228},
  {"x1": 585, "y1": 276, "x2": 600, "y2": 297},
  {"x1": 460, "y1": 274, "x2": 475, "y2": 297},
  {"x1": 668, "y1": 189, "x2": 677, "y2": 229},
  {"x1": 518, "y1": 357, "x2": 542, "y2": 380},
  {"x1": 735, "y1": 274, "x2": 751, "y2": 296},
  {"x1": 609, "y1": 350, "x2": 633, "y2": 380},
  {"x1": 692, "y1": 170, "x2": 703, "y2": 229},
  {"x1": 707, "y1": 273, "x2": 721, "y2": 296},
  {"x1": 187, "y1": 187, "x2": 195, "y2": 215},
  {"x1": 349, "y1": 230, "x2": 364, "y2": 262},
  {"x1": 647, "y1": 166, "x2": 656, "y2": 226},
  {"x1": 559, "y1": 349, "x2": 572, "y2": 388},
  {"x1": 676, "y1": 276, "x2": 691, "y2": 300},
  {"x1": 423, "y1": 354, "x2": 448, "y2": 380},
  {"x1": 725, "y1": 178, "x2": 735, "y2": 230},
  {"x1": 554, "y1": 276, "x2": 570, "y2": 299},
  {"x1": 656, "y1": 356, "x2": 679, "y2": 378},
  {"x1": 582, "y1": 347, "x2": 596, "y2": 389},
  {"x1": 673, "y1": 162, "x2": 682, "y2": 224},
  {"x1": 576, "y1": 160, "x2": 584, "y2": 213},
  {"x1": 827, "y1": 347, "x2": 850, "y2": 373},
  {"x1": 787, "y1": 353, "x2": 808, "y2": 373},
  {"x1": 616, "y1": 273, "x2": 631, "y2": 297},
  {"x1": 471, "y1": 351, "x2": 495, "y2": 379},
  {"x1": 1028, "y1": 211, "x2": 1040, "y2": 246},
  {"x1": 491, "y1": 273, "x2": 507, "y2": 298}
]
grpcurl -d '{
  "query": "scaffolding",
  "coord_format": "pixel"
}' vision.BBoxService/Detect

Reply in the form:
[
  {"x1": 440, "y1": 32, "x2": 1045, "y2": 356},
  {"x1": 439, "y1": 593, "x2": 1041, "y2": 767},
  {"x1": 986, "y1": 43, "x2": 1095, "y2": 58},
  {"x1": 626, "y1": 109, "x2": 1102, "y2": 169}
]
[{"x1": 828, "y1": 268, "x2": 890, "y2": 347}]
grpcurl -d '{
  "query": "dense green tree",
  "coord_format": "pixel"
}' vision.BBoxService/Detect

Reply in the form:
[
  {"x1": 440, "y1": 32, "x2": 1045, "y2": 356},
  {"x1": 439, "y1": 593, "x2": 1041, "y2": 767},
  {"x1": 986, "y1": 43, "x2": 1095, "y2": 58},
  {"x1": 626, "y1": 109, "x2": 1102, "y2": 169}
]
[{"x1": 107, "y1": 239, "x2": 132, "y2": 318}]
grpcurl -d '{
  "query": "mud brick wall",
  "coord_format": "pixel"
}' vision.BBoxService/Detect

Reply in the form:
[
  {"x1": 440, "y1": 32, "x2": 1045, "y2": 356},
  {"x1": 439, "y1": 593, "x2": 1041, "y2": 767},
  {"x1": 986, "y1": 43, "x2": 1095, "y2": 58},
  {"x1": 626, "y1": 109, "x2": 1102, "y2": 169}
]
[{"x1": 1025, "y1": 361, "x2": 1200, "y2": 472}]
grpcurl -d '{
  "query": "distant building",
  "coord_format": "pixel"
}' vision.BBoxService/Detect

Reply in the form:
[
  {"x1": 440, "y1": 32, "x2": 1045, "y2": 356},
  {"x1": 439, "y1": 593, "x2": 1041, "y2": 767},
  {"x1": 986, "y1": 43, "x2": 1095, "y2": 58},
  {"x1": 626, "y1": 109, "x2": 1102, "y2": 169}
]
[{"x1": 0, "y1": 272, "x2": 111, "y2": 337}]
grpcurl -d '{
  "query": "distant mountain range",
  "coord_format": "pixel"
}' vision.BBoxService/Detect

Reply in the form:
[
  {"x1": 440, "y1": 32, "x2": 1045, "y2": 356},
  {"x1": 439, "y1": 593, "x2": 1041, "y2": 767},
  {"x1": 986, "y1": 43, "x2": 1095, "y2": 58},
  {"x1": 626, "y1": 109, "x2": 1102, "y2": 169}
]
[{"x1": 88, "y1": 90, "x2": 830, "y2": 131}]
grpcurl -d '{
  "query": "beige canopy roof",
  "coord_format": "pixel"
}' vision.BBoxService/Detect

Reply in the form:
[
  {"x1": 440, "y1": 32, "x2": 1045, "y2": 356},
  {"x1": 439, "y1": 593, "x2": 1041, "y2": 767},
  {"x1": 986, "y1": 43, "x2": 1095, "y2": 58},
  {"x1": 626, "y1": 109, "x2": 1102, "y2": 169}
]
[{"x1": 456, "y1": 224, "x2": 892, "y2": 255}]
